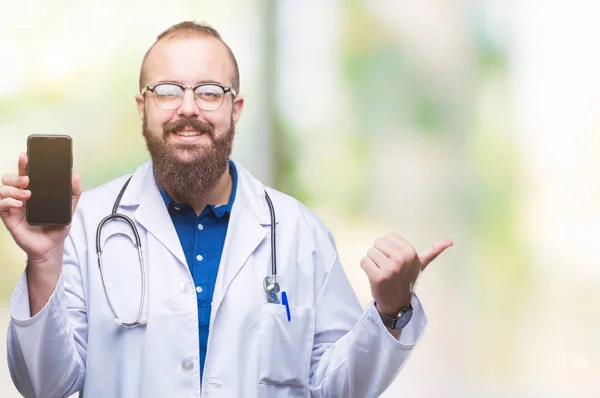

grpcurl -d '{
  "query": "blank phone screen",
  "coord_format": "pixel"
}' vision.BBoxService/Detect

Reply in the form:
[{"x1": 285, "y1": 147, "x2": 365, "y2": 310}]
[{"x1": 27, "y1": 136, "x2": 72, "y2": 225}]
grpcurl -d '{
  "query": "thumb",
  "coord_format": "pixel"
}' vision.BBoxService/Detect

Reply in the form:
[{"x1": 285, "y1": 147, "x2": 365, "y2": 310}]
[
  {"x1": 418, "y1": 239, "x2": 453, "y2": 270},
  {"x1": 71, "y1": 173, "x2": 82, "y2": 214}
]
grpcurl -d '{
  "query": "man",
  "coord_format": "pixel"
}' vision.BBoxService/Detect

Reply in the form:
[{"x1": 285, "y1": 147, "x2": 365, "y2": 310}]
[{"x1": 0, "y1": 21, "x2": 452, "y2": 397}]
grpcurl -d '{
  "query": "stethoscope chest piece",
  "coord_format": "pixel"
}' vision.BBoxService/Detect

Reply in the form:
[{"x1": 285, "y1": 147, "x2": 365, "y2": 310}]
[{"x1": 263, "y1": 276, "x2": 280, "y2": 304}]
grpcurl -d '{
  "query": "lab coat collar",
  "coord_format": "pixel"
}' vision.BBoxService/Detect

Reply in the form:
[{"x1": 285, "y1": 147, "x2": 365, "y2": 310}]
[
  {"x1": 118, "y1": 160, "x2": 272, "y2": 226},
  {"x1": 211, "y1": 160, "x2": 274, "y2": 316},
  {"x1": 230, "y1": 160, "x2": 273, "y2": 226},
  {"x1": 115, "y1": 160, "x2": 274, "y2": 300},
  {"x1": 117, "y1": 161, "x2": 188, "y2": 269},
  {"x1": 117, "y1": 161, "x2": 153, "y2": 208}
]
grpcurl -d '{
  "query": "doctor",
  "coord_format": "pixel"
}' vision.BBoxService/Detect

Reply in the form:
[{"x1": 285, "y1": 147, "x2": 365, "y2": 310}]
[{"x1": 0, "y1": 21, "x2": 452, "y2": 397}]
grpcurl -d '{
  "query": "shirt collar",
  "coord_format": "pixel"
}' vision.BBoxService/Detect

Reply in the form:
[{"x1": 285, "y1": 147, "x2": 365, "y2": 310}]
[{"x1": 159, "y1": 160, "x2": 238, "y2": 218}]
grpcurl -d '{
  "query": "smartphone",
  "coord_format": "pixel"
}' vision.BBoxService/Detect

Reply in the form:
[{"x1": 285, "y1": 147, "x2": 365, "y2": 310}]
[{"x1": 26, "y1": 135, "x2": 73, "y2": 226}]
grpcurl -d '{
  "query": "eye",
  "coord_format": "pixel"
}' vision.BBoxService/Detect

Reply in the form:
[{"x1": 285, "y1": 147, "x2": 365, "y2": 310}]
[
  {"x1": 154, "y1": 84, "x2": 183, "y2": 97},
  {"x1": 195, "y1": 85, "x2": 225, "y2": 102}
]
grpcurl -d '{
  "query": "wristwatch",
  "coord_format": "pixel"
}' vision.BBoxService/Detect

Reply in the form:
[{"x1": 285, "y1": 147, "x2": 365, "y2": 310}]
[{"x1": 376, "y1": 303, "x2": 413, "y2": 330}]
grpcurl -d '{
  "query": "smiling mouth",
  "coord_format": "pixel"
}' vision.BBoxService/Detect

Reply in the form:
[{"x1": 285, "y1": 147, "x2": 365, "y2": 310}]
[{"x1": 174, "y1": 130, "x2": 203, "y2": 137}]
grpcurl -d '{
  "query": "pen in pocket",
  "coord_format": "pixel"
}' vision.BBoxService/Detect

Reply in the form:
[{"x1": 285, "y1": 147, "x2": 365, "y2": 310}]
[{"x1": 281, "y1": 291, "x2": 291, "y2": 322}]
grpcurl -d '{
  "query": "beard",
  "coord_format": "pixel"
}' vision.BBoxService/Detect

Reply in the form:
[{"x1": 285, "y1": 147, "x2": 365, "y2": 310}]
[{"x1": 143, "y1": 116, "x2": 235, "y2": 202}]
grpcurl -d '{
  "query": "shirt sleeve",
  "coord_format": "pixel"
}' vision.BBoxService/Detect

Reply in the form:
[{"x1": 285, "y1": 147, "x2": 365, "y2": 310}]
[
  {"x1": 308, "y1": 244, "x2": 428, "y2": 398},
  {"x1": 7, "y1": 222, "x2": 88, "y2": 397}
]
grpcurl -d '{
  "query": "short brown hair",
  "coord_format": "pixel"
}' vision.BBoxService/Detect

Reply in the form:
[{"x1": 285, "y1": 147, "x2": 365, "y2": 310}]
[{"x1": 138, "y1": 21, "x2": 240, "y2": 94}]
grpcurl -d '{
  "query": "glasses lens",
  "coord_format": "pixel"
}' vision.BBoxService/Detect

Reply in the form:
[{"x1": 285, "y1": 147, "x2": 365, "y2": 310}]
[
  {"x1": 194, "y1": 84, "x2": 225, "y2": 111},
  {"x1": 152, "y1": 84, "x2": 184, "y2": 110}
]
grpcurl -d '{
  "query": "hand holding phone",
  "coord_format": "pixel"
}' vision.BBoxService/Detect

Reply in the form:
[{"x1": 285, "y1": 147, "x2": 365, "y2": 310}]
[{"x1": 0, "y1": 137, "x2": 82, "y2": 263}]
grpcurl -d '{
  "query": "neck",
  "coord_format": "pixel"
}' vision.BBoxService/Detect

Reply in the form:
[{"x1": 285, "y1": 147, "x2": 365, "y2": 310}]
[{"x1": 168, "y1": 163, "x2": 232, "y2": 216}]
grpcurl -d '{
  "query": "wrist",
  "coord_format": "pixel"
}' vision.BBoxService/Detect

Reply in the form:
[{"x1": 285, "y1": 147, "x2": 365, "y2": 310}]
[
  {"x1": 26, "y1": 248, "x2": 63, "y2": 317},
  {"x1": 375, "y1": 301, "x2": 414, "y2": 330},
  {"x1": 375, "y1": 296, "x2": 412, "y2": 318},
  {"x1": 27, "y1": 246, "x2": 64, "y2": 268}
]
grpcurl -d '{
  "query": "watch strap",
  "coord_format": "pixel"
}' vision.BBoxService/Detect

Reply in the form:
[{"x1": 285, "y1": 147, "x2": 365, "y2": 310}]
[{"x1": 376, "y1": 303, "x2": 413, "y2": 330}]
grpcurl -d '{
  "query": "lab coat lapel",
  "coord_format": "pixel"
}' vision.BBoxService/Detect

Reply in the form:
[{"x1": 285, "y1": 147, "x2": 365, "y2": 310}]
[
  {"x1": 211, "y1": 162, "x2": 271, "y2": 312},
  {"x1": 120, "y1": 162, "x2": 187, "y2": 269}
]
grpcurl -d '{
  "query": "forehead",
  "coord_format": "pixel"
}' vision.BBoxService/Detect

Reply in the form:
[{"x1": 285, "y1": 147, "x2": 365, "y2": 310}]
[{"x1": 145, "y1": 36, "x2": 233, "y2": 86}]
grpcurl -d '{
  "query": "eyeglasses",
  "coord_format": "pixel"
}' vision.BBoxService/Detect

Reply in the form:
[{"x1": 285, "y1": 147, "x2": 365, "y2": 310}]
[{"x1": 141, "y1": 82, "x2": 237, "y2": 111}]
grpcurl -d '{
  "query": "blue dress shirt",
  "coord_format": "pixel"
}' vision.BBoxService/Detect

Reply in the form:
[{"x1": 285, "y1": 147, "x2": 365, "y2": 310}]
[{"x1": 159, "y1": 160, "x2": 238, "y2": 379}]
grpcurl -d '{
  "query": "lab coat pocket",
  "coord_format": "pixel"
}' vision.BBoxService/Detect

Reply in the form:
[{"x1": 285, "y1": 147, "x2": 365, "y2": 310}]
[{"x1": 258, "y1": 303, "x2": 315, "y2": 390}]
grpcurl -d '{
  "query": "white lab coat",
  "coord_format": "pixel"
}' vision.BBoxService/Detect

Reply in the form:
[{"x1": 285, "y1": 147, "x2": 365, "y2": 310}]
[{"x1": 7, "y1": 160, "x2": 427, "y2": 398}]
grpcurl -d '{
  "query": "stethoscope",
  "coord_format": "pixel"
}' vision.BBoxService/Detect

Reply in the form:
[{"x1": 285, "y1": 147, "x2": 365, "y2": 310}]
[{"x1": 96, "y1": 176, "x2": 280, "y2": 328}]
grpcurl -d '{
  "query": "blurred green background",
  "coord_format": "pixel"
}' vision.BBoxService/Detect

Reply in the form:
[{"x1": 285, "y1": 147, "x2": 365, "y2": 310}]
[{"x1": 1, "y1": 0, "x2": 599, "y2": 397}]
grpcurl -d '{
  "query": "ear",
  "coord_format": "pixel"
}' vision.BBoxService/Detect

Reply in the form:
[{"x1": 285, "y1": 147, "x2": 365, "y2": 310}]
[
  {"x1": 135, "y1": 93, "x2": 146, "y2": 120},
  {"x1": 231, "y1": 95, "x2": 244, "y2": 125}
]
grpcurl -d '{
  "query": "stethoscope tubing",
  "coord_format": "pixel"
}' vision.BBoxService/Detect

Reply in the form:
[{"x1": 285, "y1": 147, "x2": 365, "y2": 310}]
[
  {"x1": 96, "y1": 177, "x2": 146, "y2": 327},
  {"x1": 96, "y1": 175, "x2": 278, "y2": 327}
]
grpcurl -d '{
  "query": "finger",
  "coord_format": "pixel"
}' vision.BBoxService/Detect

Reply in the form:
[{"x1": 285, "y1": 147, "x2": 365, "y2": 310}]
[
  {"x1": 385, "y1": 233, "x2": 415, "y2": 252},
  {"x1": 419, "y1": 239, "x2": 453, "y2": 270},
  {"x1": 1, "y1": 174, "x2": 29, "y2": 189},
  {"x1": 0, "y1": 186, "x2": 31, "y2": 201},
  {"x1": 360, "y1": 255, "x2": 381, "y2": 282},
  {"x1": 374, "y1": 237, "x2": 397, "y2": 259},
  {"x1": 367, "y1": 247, "x2": 393, "y2": 270},
  {"x1": 374, "y1": 237, "x2": 415, "y2": 267},
  {"x1": 0, "y1": 197, "x2": 24, "y2": 213},
  {"x1": 72, "y1": 173, "x2": 82, "y2": 196},
  {"x1": 71, "y1": 173, "x2": 82, "y2": 214},
  {"x1": 18, "y1": 153, "x2": 27, "y2": 177}
]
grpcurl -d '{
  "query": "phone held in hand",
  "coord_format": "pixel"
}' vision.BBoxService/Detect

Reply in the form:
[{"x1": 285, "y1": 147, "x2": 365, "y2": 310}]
[{"x1": 26, "y1": 134, "x2": 73, "y2": 226}]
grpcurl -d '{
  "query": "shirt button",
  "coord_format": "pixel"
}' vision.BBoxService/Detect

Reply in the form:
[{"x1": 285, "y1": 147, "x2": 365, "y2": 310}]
[
  {"x1": 196, "y1": 254, "x2": 203, "y2": 262},
  {"x1": 181, "y1": 358, "x2": 194, "y2": 372},
  {"x1": 198, "y1": 224, "x2": 204, "y2": 230},
  {"x1": 196, "y1": 286, "x2": 203, "y2": 293}
]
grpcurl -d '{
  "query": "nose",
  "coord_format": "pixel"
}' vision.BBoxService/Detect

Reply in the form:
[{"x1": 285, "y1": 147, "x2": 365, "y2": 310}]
[{"x1": 176, "y1": 88, "x2": 200, "y2": 118}]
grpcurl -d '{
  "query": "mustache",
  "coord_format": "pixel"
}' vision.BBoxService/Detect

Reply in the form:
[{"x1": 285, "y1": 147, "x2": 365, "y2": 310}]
[{"x1": 163, "y1": 118, "x2": 215, "y2": 138}]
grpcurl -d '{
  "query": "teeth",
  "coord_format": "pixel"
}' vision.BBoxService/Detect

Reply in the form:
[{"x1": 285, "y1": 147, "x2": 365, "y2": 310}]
[{"x1": 176, "y1": 131, "x2": 201, "y2": 137}]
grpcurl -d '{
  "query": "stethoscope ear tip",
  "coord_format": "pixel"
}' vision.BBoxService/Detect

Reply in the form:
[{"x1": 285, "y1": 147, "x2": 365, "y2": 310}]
[
  {"x1": 113, "y1": 318, "x2": 123, "y2": 327},
  {"x1": 139, "y1": 317, "x2": 148, "y2": 325}
]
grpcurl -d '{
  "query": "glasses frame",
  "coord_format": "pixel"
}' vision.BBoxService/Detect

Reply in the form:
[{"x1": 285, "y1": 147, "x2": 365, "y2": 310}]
[{"x1": 141, "y1": 81, "x2": 237, "y2": 111}]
